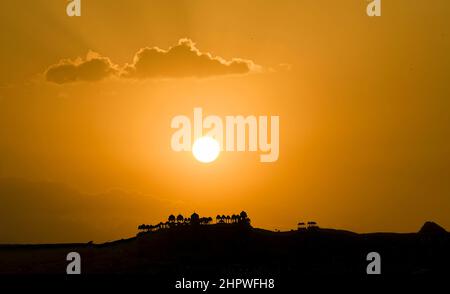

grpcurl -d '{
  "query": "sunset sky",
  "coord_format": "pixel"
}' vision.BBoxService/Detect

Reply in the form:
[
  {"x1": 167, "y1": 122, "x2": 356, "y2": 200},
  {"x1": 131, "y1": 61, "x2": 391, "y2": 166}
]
[{"x1": 1, "y1": 0, "x2": 449, "y2": 243}]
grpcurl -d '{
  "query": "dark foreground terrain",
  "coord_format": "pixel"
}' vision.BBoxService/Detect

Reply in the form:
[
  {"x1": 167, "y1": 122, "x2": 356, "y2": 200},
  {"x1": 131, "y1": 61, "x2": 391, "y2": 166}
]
[{"x1": 0, "y1": 222, "x2": 449, "y2": 288}]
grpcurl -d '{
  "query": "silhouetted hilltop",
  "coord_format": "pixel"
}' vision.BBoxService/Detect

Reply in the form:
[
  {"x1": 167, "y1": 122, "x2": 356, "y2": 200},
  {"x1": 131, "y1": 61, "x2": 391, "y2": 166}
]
[
  {"x1": 419, "y1": 221, "x2": 447, "y2": 235},
  {"x1": 0, "y1": 221, "x2": 449, "y2": 279}
]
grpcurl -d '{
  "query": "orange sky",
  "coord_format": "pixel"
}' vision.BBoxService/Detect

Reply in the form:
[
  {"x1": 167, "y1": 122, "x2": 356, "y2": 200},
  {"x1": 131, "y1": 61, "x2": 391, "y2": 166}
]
[{"x1": 0, "y1": 0, "x2": 449, "y2": 243}]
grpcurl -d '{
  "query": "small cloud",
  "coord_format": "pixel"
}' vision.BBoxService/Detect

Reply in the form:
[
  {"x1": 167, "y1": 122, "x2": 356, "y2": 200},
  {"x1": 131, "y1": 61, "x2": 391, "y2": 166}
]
[
  {"x1": 276, "y1": 63, "x2": 293, "y2": 71},
  {"x1": 267, "y1": 63, "x2": 293, "y2": 73},
  {"x1": 46, "y1": 51, "x2": 118, "y2": 84},
  {"x1": 123, "y1": 38, "x2": 258, "y2": 79}
]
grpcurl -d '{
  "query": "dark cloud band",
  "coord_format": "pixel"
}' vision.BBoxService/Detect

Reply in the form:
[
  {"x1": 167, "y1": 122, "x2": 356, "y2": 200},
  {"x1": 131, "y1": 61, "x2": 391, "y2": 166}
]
[
  {"x1": 46, "y1": 52, "x2": 118, "y2": 84},
  {"x1": 45, "y1": 39, "x2": 258, "y2": 84}
]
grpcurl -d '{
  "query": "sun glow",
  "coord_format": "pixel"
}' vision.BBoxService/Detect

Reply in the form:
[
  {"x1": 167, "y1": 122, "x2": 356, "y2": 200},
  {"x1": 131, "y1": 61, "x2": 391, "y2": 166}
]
[{"x1": 192, "y1": 136, "x2": 220, "y2": 163}]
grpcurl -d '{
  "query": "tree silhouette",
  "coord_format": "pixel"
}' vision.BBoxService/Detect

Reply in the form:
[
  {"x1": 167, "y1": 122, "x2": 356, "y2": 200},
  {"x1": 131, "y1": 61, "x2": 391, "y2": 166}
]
[
  {"x1": 307, "y1": 221, "x2": 318, "y2": 230},
  {"x1": 137, "y1": 211, "x2": 252, "y2": 235},
  {"x1": 138, "y1": 224, "x2": 155, "y2": 233},
  {"x1": 239, "y1": 211, "x2": 250, "y2": 225},
  {"x1": 298, "y1": 222, "x2": 306, "y2": 230},
  {"x1": 191, "y1": 212, "x2": 200, "y2": 225}
]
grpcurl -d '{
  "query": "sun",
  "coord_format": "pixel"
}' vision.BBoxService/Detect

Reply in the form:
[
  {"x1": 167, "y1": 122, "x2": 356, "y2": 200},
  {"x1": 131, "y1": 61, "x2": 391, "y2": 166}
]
[{"x1": 192, "y1": 136, "x2": 221, "y2": 163}]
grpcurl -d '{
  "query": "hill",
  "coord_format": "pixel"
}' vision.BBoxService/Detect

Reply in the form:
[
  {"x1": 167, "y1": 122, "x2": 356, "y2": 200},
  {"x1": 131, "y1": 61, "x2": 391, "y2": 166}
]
[{"x1": 1, "y1": 222, "x2": 449, "y2": 283}]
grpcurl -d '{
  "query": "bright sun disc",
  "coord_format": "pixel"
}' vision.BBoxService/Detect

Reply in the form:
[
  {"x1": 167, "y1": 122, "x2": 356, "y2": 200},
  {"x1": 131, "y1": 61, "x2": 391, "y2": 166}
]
[{"x1": 192, "y1": 136, "x2": 220, "y2": 163}]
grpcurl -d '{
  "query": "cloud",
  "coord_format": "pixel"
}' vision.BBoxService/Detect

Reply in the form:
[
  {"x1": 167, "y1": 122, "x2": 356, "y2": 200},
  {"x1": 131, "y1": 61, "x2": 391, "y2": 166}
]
[
  {"x1": 45, "y1": 39, "x2": 259, "y2": 84},
  {"x1": 0, "y1": 178, "x2": 172, "y2": 243},
  {"x1": 45, "y1": 51, "x2": 118, "y2": 84},
  {"x1": 122, "y1": 38, "x2": 258, "y2": 79}
]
